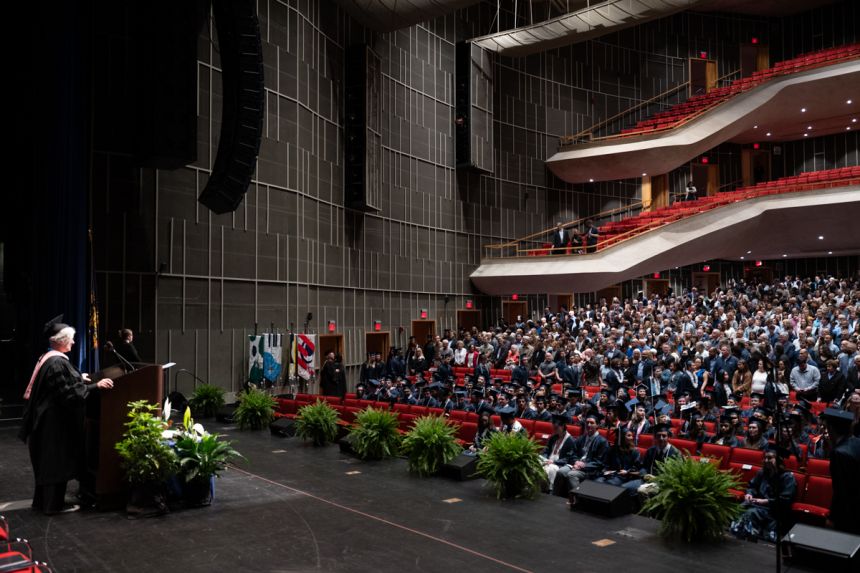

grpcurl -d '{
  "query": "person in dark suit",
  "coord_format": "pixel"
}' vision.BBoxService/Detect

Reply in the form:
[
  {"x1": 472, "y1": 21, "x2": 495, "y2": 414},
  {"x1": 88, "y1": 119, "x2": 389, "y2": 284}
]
[
  {"x1": 551, "y1": 222, "x2": 569, "y2": 255},
  {"x1": 320, "y1": 351, "x2": 338, "y2": 396},
  {"x1": 553, "y1": 411, "x2": 608, "y2": 496},
  {"x1": 115, "y1": 328, "x2": 142, "y2": 364},
  {"x1": 583, "y1": 219, "x2": 599, "y2": 253},
  {"x1": 630, "y1": 422, "x2": 681, "y2": 497},
  {"x1": 819, "y1": 359, "x2": 847, "y2": 404},
  {"x1": 541, "y1": 413, "x2": 577, "y2": 489},
  {"x1": 821, "y1": 408, "x2": 860, "y2": 533}
]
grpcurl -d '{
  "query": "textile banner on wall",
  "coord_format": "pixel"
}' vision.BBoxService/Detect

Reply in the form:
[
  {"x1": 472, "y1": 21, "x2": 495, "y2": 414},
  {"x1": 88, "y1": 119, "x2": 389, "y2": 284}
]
[
  {"x1": 295, "y1": 334, "x2": 316, "y2": 380},
  {"x1": 248, "y1": 333, "x2": 284, "y2": 386}
]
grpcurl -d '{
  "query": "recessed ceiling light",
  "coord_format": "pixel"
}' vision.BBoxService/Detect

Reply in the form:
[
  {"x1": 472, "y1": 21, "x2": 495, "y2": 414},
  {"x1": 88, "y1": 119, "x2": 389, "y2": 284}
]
[
  {"x1": 828, "y1": 251, "x2": 833, "y2": 255},
  {"x1": 589, "y1": 178, "x2": 594, "y2": 183},
  {"x1": 747, "y1": 250, "x2": 752, "y2": 254},
  {"x1": 740, "y1": 256, "x2": 745, "y2": 260},
  {"x1": 807, "y1": 126, "x2": 812, "y2": 130},
  {"x1": 642, "y1": 173, "x2": 647, "y2": 177},
  {"x1": 801, "y1": 108, "x2": 807, "y2": 112},
  {"x1": 804, "y1": 133, "x2": 808, "y2": 137},
  {"x1": 753, "y1": 125, "x2": 758, "y2": 129},
  {"x1": 853, "y1": 118, "x2": 857, "y2": 123},
  {"x1": 766, "y1": 132, "x2": 772, "y2": 136},
  {"x1": 848, "y1": 100, "x2": 853, "y2": 104},
  {"x1": 818, "y1": 235, "x2": 824, "y2": 240},
  {"x1": 782, "y1": 254, "x2": 787, "y2": 257}
]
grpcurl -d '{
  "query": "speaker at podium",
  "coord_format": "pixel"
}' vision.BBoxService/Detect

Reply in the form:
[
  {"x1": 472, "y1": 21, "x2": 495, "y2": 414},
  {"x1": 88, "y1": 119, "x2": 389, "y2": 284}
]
[{"x1": 83, "y1": 362, "x2": 174, "y2": 509}]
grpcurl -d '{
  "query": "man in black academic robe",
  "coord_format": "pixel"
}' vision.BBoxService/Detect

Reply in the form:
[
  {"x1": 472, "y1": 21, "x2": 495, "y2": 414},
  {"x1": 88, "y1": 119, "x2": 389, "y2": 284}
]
[
  {"x1": 320, "y1": 352, "x2": 338, "y2": 395},
  {"x1": 822, "y1": 408, "x2": 860, "y2": 533},
  {"x1": 553, "y1": 412, "x2": 608, "y2": 496},
  {"x1": 730, "y1": 446, "x2": 797, "y2": 542}
]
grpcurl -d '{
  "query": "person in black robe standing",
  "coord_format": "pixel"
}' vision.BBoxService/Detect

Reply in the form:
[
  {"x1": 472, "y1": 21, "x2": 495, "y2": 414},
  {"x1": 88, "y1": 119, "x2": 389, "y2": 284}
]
[
  {"x1": 116, "y1": 328, "x2": 142, "y2": 364},
  {"x1": 821, "y1": 408, "x2": 860, "y2": 533},
  {"x1": 320, "y1": 351, "x2": 337, "y2": 396},
  {"x1": 19, "y1": 316, "x2": 114, "y2": 515}
]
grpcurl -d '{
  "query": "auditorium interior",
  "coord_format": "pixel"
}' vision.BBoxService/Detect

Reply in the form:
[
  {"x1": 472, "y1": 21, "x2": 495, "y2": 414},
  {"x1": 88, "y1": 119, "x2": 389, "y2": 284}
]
[{"x1": 1, "y1": 0, "x2": 859, "y2": 571}]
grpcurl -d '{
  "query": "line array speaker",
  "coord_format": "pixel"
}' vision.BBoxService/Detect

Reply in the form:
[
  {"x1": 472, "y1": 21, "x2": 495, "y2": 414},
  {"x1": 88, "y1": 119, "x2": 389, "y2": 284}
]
[{"x1": 198, "y1": 0, "x2": 265, "y2": 214}]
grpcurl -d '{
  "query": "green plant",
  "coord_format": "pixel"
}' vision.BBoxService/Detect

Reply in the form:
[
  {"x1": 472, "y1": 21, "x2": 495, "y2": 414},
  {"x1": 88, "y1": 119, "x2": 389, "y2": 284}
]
[
  {"x1": 641, "y1": 455, "x2": 744, "y2": 543},
  {"x1": 400, "y1": 415, "x2": 461, "y2": 476},
  {"x1": 189, "y1": 384, "x2": 226, "y2": 418},
  {"x1": 234, "y1": 387, "x2": 277, "y2": 431},
  {"x1": 349, "y1": 407, "x2": 401, "y2": 460},
  {"x1": 295, "y1": 400, "x2": 340, "y2": 446},
  {"x1": 115, "y1": 400, "x2": 178, "y2": 485},
  {"x1": 174, "y1": 407, "x2": 244, "y2": 482},
  {"x1": 477, "y1": 431, "x2": 545, "y2": 499}
]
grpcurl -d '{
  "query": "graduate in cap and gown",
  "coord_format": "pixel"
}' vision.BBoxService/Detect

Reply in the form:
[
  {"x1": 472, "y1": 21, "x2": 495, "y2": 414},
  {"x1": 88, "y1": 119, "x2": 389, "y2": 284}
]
[
  {"x1": 553, "y1": 411, "x2": 608, "y2": 496},
  {"x1": 820, "y1": 408, "x2": 860, "y2": 533},
  {"x1": 540, "y1": 413, "x2": 577, "y2": 490},
  {"x1": 730, "y1": 444, "x2": 797, "y2": 542},
  {"x1": 19, "y1": 316, "x2": 115, "y2": 515}
]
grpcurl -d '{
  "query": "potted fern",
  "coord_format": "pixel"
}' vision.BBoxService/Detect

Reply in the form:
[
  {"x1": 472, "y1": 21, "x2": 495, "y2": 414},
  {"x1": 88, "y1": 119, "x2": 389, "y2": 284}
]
[
  {"x1": 400, "y1": 415, "x2": 461, "y2": 476},
  {"x1": 641, "y1": 455, "x2": 743, "y2": 542},
  {"x1": 188, "y1": 384, "x2": 226, "y2": 418},
  {"x1": 234, "y1": 387, "x2": 277, "y2": 431},
  {"x1": 115, "y1": 400, "x2": 178, "y2": 516},
  {"x1": 477, "y1": 432, "x2": 545, "y2": 499},
  {"x1": 349, "y1": 407, "x2": 401, "y2": 460},
  {"x1": 173, "y1": 407, "x2": 244, "y2": 507},
  {"x1": 295, "y1": 400, "x2": 340, "y2": 446}
]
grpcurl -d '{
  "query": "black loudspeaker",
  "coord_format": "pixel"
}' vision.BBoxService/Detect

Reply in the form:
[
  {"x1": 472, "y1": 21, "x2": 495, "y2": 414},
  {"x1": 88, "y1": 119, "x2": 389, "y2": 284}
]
[
  {"x1": 130, "y1": 0, "x2": 207, "y2": 169},
  {"x1": 784, "y1": 524, "x2": 860, "y2": 565},
  {"x1": 270, "y1": 417, "x2": 296, "y2": 437},
  {"x1": 569, "y1": 481, "x2": 632, "y2": 517},
  {"x1": 440, "y1": 453, "x2": 479, "y2": 481},
  {"x1": 198, "y1": 0, "x2": 265, "y2": 214},
  {"x1": 338, "y1": 433, "x2": 358, "y2": 456},
  {"x1": 343, "y1": 46, "x2": 380, "y2": 212},
  {"x1": 454, "y1": 42, "x2": 471, "y2": 168},
  {"x1": 216, "y1": 403, "x2": 239, "y2": 423}
]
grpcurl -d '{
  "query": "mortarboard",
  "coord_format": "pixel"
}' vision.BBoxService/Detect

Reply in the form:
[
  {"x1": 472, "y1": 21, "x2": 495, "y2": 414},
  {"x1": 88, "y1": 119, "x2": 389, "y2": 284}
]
[
  {"x1": 496, "y1": 404, "x2": 516, "y2": 417},
  {"x1": 43, "y1": 314, "x2": 68, "y2": 340},
  {"x1": 584, "y1": 411, "x2": 604, "y2": 423},
  {"x1": 551, "y1": 412, "x2": 571, "y2": 426},
  {"x1": 625, "y1": 398, "x2": 640, "y2": 412},
  {"x1": 654, "y1": 400, "x2": 672, "y2": 416},
  {"x1": 820, "y1": 408, "x2": 854, "y2": 428},
  {"x1": 652, "y1": 422, "x2": 671, "y2": 434}
]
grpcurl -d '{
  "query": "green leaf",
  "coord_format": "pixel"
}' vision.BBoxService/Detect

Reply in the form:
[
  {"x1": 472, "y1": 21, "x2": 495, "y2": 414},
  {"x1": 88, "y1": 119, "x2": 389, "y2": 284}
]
[
  {"x1": 400, "y1": 416, "x2": 461, "y2": 476},
  {"x1": 349, "y1": 407, "x2": 402, "y2": 461},
  {"x1": 294, "y1": 400, "x2": 340, "y2": 445}
]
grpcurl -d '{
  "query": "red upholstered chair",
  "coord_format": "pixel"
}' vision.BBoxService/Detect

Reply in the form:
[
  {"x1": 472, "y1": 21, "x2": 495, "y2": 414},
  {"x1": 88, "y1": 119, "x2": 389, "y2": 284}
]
[
  {"x1": 398, "y1": 413, "x2": 417, "y2": 432},
  {"x1": 567, "y1": 424, "x2": 582, "y2": 437},
  {"x1": 730, "y1": 447, "x2": 764, "y2": 466},
  {"x1": 533, "y1": 421, "x2": 554, "y2": 444},
  {"x1": 321, "y1": 395, "x2": 342, "y2": 406},
  {"x1": 457, "y1": 422, "x2": 477, "y2": 444},
  {"x1": 392, "y1": 403, "x2": 410, "y2": 414},
  {"x1": 670, "y1": 438, "x2": 698, "y2": 456},
  {"x1": 792, "y1": 476, "x2": 833, "y2": 525},
  {"x1": 637, "y1": 433, "x2": 653, "y2": 448},
  {"x1": 728, "y1": 461, "x2": 761, "y2": 487},
  {"x1": 409, "y1": 405, "x2": 428, "y2": 416},
  {"x1": 806, "y1": 458, "x2": 830, "y2": 477},
  {"x1": 427, "y1": 407, "x2": 445, "y2": 417},
  {"x1": 448, "y1": 410, "x2": 467, "y2": 422},
  {"x1": 518, "y1": 419, "x2": 536, "y2": 436}
]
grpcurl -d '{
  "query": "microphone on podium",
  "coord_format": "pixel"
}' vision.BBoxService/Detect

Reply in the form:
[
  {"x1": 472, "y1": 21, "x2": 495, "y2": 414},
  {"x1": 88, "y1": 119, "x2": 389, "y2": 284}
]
[{"x1": 104, "y1": 341, "x2": 136, "y2": 373}]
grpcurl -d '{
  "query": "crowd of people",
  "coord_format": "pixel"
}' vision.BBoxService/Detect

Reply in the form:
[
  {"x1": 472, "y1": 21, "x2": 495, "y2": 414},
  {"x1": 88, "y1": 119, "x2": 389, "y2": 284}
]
[{"x1": 349, "y1": 274, "x2": 860, "y2": 537}]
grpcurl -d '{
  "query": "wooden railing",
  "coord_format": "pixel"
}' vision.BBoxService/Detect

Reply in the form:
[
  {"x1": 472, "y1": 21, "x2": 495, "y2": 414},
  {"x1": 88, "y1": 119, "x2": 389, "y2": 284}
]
[
  {"x1": 559, "y1": 81, "x2": 690, "y2": 146},
  {"x1": 483, "y1": 198, "x2": 651, "y2": 258}
]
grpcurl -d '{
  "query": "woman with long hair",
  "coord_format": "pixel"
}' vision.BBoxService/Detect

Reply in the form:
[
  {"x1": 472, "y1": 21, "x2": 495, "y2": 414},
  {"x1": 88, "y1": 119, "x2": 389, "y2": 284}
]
[{"x1": 596, "y1": 429, "x2": 641, "y2": 493}]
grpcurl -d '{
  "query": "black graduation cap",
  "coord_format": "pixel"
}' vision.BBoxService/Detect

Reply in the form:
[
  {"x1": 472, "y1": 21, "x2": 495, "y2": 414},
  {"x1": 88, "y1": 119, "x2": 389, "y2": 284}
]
[
  {"x1": 652, "y1": 422, "x2": 671, "y2": 434},
  {"x1": 368, "y1": 379, "x2": 381, "y2": 387},
  {"x1": 719, "y1": 413, "x2": 733, "y2": 424},
  {"x1": 549, "y1": 393, "x2": 561, "y2": 401},
  {"x1": 496, "y1": 404, "x2": 516, "y2": 417},
  {"x1": 820, "y1": 407, "x2": 854, "y2": 428},
  {"x1": 552, "y1": 412, "x2": 572, "y2": 426},
  {"x1": 750, "y1": 392, "x2": 765, "y2": 400},
  {"x1": 635, "y1": 383, "x2": 649, "y2": 394},
  {"x1": 690, "y1": 411, "x2": 704, "y2": 421},
  {"x1": 487, "y1": 388, "x2": 499, "y2": 396},
  {"x1": 584, "y1": 411, "x2": 603, "y2": 423},
  {"x1": 492, "y1": 377, "x2": 504, "y2": 385},
  {"x1": 478, "y1": 403, "x2": 496, "y2": 416},
  {"x1": 567, "y1": 388, "x2": 583, "y2": 398},
  {"x1": 429, "y1": 381, "x2": 445, "y2": 390},
  {"x1": 454, "y1": 390, "x2": 466, "y2": 398},
  {"x1": 43, "y1": 314, "x2": 68, "y2": 339},
  {"x1": 471, "y1": 388, "x2": 484, "y2": 397},
  {"x1": 754, "y1": 406, "x2": 772, "y2": 418}
]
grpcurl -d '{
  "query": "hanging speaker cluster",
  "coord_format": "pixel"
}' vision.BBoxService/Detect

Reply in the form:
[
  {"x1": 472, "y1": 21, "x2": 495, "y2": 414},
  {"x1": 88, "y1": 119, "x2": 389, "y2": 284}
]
[{"x1": 198, "y1": 0, "x2": 265, "y2": 214}]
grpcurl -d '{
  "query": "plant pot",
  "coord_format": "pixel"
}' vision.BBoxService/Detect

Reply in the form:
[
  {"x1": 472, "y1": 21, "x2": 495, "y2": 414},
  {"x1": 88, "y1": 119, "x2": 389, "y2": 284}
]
[
  {"x1": 127, "y1": 481, "x2": 169, "y2": 518},
  {"x1": 183, "y1": 476, "x2": 214, "y2": 507}
]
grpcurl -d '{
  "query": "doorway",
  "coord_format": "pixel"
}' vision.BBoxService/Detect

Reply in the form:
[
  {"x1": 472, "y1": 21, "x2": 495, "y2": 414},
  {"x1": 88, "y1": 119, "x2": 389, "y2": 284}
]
[
  {"x1": 691, "y1": 163, "x2": 719, "y2": 197},
  {"x1": 456, "y1": 309, "x2": 482, "y2": 332},
  {"x1": 740, "y1": 43, "x2": 769, "y2": 78},
  {"x1": 318, "y1": 334, "x2": 345, "y2": 361},
  {"x1": 691, "y1": 272, "x2": 721, "y2": 296},
  {"x1": 689, "y1": 58, "x2": 717, "y2": 97},
  {"x1": 502, "y1": 301, "x2": 528, "y2": 325},
  {"x1": 411, "y1": 320, "x2": 437, "y2": 348},
  {"x1": 642, "y1": 278, "x2": 671, "y2": 297},
  {"x1": 742, "y1": 148, "x2": 771, "y2": 187},
  {"x1": 643, "y1": 174, "x2": 670, "y2": 210},
  {"x1": 365, "y1": 331, "x2": 391, "y2": 358}
]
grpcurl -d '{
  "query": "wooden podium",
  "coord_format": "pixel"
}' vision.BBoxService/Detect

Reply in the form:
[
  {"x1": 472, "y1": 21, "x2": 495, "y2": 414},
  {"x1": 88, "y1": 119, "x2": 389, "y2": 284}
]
[{"x1": 85, "y1": 364, "x2": 164, "y2": 508}]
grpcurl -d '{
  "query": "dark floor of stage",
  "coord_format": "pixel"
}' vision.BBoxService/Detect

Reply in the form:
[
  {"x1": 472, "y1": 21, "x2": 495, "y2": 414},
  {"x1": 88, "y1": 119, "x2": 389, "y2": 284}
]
[{"x1": 0, "y1": 424, "x2": 821, "y2": 573}]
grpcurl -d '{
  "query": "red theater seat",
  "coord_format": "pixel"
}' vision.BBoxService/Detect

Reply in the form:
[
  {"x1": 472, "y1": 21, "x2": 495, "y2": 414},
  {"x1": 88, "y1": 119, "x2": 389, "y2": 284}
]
[
  {"x1": 730, "y1": 447, "x2": 764, "y2": 467},
  {"x1": 792, "y1": 476, "x2": 833, "y2": 524},
  {"x1": 806, "y1": 458, "x2": 830, "y2": 477}
]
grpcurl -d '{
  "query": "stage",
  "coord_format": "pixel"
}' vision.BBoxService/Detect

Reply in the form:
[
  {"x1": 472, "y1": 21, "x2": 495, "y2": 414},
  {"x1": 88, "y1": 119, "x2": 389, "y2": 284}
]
[{"x1": 0, "y1": 424, "x2": 821, "y2": 572}]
